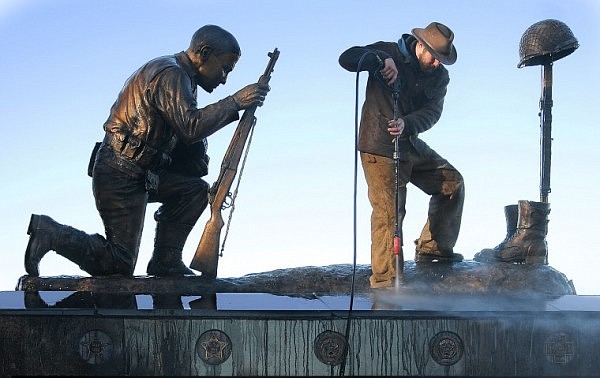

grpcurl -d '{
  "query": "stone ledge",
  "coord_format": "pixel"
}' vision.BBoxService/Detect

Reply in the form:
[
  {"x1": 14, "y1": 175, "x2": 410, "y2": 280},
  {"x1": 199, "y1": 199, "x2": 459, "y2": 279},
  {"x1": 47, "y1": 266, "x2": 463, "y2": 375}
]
[{"x1": 16, "y1": 260, "x2": 576, "y2": 297}]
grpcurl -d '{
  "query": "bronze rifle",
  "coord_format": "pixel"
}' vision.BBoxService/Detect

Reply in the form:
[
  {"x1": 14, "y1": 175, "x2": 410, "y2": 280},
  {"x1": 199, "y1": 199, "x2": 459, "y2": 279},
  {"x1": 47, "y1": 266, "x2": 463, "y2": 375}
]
[
  {"x1": 539, "y1": 62, "x2": 552, "y2": 203},
  {"x1": 190, "y1": 48, "x2": 279, "y2": 278}
]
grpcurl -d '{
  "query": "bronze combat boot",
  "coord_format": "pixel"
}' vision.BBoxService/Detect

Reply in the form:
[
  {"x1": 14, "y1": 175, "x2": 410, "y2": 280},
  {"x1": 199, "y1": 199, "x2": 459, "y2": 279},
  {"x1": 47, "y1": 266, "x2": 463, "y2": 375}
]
[
  {"x1": 479, "y1": 200, "x2": 549, "y2": 264},
  {"x1": 24, "y1": 214, "x2": 76, "y2": 276},
  {"x1": 146, "y1": 222, "x2": 195, "y2": 276},
  {"x1": 25, "y1": 214, "x2": 110, "y2": 276},
  {"x1": 474, "y1": 204, "x2": 518, "y2": 262}
]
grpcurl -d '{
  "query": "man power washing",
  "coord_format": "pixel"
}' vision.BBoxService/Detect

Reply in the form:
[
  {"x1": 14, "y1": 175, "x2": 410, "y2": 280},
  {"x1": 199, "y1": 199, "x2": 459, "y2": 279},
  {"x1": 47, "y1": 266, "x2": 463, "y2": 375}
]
[{"x1": 339, "y1": 22, "x2": 465, "y2": 289}]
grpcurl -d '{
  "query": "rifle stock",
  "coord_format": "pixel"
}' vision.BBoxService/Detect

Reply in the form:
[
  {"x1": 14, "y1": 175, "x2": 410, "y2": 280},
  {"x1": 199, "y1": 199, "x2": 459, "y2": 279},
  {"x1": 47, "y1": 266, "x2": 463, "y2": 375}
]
[
  {"x1": 190, "y1": 48, "x2": 279, "y2": 277},
  {"x1": 191, "y1": 203, "x2": 224, "y2": 278}
]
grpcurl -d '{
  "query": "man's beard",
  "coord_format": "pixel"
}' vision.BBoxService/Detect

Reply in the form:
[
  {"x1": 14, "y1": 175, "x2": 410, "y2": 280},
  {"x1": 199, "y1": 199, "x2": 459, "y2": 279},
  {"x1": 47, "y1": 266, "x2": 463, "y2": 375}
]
[
  {"x1": 416, "y1": 51, "x2": 437, "y2": 73},
  {"x1": 418, "y1": 60, "x2": 437, "y2": 73}
]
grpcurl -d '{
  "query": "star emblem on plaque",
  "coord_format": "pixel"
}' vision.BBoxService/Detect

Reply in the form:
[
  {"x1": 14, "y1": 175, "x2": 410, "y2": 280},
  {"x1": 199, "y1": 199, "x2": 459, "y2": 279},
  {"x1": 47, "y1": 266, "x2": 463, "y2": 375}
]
[{"x1": 196, "y1": 329, "x2": 232, "y2": 365}]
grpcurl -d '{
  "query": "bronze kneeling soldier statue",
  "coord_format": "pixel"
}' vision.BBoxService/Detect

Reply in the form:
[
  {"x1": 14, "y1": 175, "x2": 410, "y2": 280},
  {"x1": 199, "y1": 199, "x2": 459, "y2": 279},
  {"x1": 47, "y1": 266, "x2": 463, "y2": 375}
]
[{"x1": 25, "y1": 25, "x2": 269, "y2": 277}]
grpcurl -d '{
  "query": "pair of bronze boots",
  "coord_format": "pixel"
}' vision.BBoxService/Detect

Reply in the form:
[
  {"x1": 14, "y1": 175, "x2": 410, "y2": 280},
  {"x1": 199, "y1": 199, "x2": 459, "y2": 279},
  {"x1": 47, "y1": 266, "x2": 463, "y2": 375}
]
[
  {"x1": 474, "y1": 200, "x2": 549, "y2": 264},
  {"x1": 25, "y1": 214, "x2": 194, "y2": 277}
]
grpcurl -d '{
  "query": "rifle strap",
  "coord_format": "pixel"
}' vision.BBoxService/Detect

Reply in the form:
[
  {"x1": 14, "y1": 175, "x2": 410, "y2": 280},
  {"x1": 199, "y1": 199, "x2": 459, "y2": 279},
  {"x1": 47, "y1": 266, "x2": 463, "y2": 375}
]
[{"x1": 219, "y1": 119, "x2": 256, "y2": 257}]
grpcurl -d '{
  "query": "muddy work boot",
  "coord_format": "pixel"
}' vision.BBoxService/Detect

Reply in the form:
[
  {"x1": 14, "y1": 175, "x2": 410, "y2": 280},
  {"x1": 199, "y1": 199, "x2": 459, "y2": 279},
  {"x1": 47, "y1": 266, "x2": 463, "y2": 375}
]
[
  {"x1": 414, "y1": 239, "x2": 464, "y2": 263},
  {"x1": 146, "y1": 222, "x2": 195, "y2": 276},
  {"x1": 414, "y1": 251, "x2": 464, "y2": 263},
  {"x1": 479, "y1": 200, "x2": 549, "y2": 264},
  {"x1": 474, "y1": 204, "x2": 518, "y2": 262}
]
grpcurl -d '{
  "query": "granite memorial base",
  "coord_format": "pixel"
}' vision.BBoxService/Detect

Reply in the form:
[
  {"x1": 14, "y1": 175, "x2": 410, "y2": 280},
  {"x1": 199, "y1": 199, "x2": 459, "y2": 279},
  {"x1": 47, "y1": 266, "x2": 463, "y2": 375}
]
[{"x1": 1, "y1": 267, "x2": 599, "y2": 376}]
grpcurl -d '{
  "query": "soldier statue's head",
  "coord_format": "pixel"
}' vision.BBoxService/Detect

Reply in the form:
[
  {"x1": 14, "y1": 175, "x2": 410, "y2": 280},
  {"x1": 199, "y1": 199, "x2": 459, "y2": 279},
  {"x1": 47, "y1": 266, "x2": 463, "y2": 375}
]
[{"x1": 186, "y1": 25, "x2": 241, "y2": 93}]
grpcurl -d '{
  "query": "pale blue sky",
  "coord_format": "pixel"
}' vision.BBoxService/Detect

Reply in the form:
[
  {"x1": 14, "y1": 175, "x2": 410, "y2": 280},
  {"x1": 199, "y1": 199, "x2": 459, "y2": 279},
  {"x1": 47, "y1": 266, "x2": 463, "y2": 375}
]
[{"x1": 1, "y1": 0, "x2": 598, "y2": 294}]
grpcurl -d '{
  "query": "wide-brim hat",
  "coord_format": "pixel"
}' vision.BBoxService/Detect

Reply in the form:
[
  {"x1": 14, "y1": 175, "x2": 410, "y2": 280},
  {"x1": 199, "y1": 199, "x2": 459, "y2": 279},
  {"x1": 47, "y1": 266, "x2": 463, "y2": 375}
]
[{"x1": 412, "y1": 22, "x2": 457, "y2": 65}]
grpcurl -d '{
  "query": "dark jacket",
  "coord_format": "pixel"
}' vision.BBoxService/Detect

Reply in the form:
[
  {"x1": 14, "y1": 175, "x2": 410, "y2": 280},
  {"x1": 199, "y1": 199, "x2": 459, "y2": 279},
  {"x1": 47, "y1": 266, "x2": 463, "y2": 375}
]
[
  {"x1": 101, "y1": 51, "x2": 240, "y2": 175},
  {"x1": 339, "y1": 34, "x2": 449, "y2": 158}
]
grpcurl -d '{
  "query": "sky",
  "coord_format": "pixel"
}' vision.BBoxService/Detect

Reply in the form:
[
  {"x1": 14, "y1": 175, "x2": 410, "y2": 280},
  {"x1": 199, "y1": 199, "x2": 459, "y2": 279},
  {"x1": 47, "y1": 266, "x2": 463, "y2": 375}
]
[{"x1": 0, "y1": 0, "x2": 598, "y2": 294}]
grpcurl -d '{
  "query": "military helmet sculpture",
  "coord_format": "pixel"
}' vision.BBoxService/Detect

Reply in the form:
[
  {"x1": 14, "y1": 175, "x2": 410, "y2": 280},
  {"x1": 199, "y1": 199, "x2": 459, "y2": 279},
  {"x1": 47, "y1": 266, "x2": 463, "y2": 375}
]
[
  {"x1": 473, "y1": 19, "x2": 578, "y2": 265},
  {"x1": 518, "y1": 19, "x2": 579, "y2": 68},
  {"x1": 517, "y1": 19, "x2": 579, "y2": 204}
]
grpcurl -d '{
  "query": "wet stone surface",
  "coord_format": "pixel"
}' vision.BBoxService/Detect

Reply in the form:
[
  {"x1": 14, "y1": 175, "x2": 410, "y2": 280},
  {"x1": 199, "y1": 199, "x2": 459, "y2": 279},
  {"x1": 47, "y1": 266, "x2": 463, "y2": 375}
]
[{"x1": 17, "y1": 260, "x2": 576, "y2": 297}]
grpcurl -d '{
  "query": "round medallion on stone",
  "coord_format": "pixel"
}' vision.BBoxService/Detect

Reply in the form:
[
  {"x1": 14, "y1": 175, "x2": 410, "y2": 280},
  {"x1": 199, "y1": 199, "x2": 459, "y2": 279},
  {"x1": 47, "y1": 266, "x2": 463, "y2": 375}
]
[
  {"x1": 196, "y1": 329, "x2": 232, "y2": 365},
  {"x1": 314, "y1": 330, "x2": 348, "y2": 366},
  {"x1": 430, "y1": 331, "x2": 464, "y2": 366},
  {"x1": 78, "y1": 329, "x2": 113, "y2": 365},
  {"x1": 544, "y1": 332, "x2": 575, "y2": 365}
]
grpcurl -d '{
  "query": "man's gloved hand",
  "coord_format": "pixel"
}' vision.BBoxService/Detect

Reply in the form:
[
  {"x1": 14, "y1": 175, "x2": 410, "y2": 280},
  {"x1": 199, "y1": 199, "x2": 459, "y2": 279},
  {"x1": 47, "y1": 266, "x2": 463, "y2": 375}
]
[
  {"x1": 232, "y1": 83, "x2": 270, "y2": 110},
  {"x1": 380, "y1": 58, "x2": 398, "y2": 86},
  {"x1": 387, "y1": 118, "x2": 405, "y2": 136}
]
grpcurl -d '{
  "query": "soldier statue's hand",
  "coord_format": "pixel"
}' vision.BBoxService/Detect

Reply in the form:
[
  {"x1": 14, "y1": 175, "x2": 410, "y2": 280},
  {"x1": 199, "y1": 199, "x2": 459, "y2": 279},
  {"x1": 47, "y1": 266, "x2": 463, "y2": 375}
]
[{"x1": 232, "y1": 83, "x2": 270, "y2": 110}]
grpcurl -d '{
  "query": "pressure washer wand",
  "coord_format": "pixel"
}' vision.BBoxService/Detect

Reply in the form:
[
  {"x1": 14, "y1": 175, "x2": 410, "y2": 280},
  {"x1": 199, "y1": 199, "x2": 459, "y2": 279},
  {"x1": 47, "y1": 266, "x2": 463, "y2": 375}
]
[{"x1": 392, "y1": 82, "x2": 404, "y2": 289}]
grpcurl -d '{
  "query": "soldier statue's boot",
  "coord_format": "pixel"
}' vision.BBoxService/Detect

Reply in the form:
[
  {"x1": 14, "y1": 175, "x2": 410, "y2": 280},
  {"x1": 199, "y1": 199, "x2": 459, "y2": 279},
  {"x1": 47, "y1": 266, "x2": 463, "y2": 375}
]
[
  {"x1": 25, "y1": 214, "x2": 99, "y2": 276},
  {"x1": 147, "y1": 222, "x2": 195, "y2": 276},
  {"x1": 25, "y1": 214, "x2": 56, "y2": 276},
  {"x1": 487, "y1": 200, "x2": 549, "y2": 264},
  {"x1": 474, "y1": 204, "x2": 518, "y2": 262}
]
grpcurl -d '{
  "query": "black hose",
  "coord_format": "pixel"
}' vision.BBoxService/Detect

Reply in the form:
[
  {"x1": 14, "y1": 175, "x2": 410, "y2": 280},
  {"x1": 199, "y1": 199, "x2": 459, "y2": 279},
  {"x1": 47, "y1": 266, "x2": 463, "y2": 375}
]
[{"x1": 339, "y1": 51, "x2": 374, "y2": 377}]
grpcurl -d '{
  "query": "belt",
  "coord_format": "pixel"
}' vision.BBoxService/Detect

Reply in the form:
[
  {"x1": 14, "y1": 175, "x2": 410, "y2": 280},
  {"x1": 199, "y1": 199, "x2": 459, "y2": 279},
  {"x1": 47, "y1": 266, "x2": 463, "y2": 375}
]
[{"x1": 104, "y1": 132, "x2": 172, "y2": 170}]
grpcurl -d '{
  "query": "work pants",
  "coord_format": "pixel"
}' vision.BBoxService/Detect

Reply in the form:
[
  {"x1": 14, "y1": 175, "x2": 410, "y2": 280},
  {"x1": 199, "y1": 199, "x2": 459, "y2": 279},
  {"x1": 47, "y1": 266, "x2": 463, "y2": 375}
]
[{"x1": 360, "y1": 139, "x2": 464, "y2": 287}]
